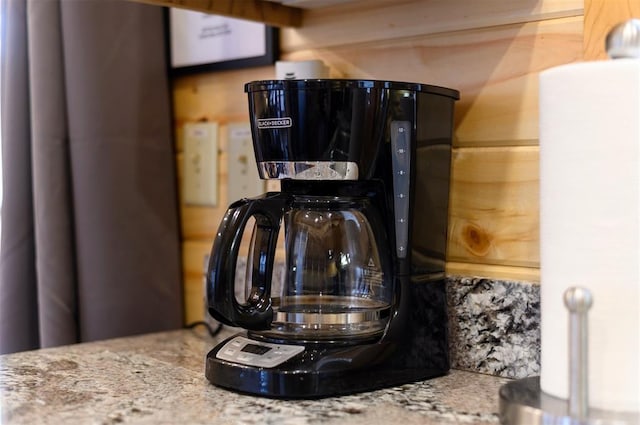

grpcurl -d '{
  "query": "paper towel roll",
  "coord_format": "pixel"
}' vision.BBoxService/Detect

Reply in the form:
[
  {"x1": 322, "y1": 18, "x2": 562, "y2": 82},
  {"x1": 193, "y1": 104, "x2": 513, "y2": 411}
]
[{"x1": 540, "y1": 59, "x2": 640, "y2": 412}]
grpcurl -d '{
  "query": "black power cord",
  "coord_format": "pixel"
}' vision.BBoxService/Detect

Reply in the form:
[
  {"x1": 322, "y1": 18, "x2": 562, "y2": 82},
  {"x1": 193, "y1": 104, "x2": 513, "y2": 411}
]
[{"x1": 185, "y1": 321, "x2": 224, "y2": 338}]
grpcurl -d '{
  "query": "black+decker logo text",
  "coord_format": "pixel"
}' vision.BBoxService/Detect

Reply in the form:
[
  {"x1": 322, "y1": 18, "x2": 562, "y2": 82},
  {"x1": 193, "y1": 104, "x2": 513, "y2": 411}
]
[{"x1": 257, "y1": 117, "x2": 292, "y2": 129}]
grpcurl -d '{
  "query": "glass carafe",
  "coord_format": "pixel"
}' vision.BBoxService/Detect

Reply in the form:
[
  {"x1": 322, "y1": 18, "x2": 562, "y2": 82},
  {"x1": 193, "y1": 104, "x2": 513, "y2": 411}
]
[{"x1": 207, "y1": 193, "x2": 392, "y2": 343}]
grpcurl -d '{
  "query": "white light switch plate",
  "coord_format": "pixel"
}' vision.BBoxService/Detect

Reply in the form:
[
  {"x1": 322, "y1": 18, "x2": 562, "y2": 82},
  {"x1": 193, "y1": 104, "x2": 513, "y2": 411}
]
[
  {"x1": 183, "y1": 122, "x2": 218, "y2": 206},
  {"x1": 227, "y1": 123, "x2": 265, "y2": 202}
]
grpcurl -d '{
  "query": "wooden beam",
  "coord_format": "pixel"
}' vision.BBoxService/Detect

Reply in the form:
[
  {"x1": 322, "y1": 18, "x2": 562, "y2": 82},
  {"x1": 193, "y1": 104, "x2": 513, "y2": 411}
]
[
  {"x1": 130, "y1": 0, "x2": 303, "y2": 27},
  {"x1": 446, "y1": 262, "x2": 540, "y2": 283},
  {"x1": 584, "y1": 0, "x2": 640, "y2": 60}
]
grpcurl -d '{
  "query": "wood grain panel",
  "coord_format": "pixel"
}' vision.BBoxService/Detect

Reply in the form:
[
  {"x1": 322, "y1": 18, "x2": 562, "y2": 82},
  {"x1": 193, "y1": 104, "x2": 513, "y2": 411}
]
[
  {"x1": 446, "y1": 262, "x2": 540, "y2": 283},
  {"x1": 180, "y1": 205, "x2": 222, "y2": 240},
  {"x1": 583, "y1": 0, "x2": 640, "y2": 60},
  {"x1": 447, "y1": 146, "x2": 539, "y2": 269},
  {"x1": 182, "y1": 240, "x2": 213, "y2": 324},
  {"x1": 172, "y1": 67, "x2": 275, "y2": 128},
  {"x1": 281, "y1": 0, "x2": 583, "y2": 51}
]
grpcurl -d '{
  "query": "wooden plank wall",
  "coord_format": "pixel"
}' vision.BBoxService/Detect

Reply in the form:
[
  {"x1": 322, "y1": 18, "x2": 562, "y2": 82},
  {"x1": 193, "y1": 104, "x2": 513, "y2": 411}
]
[{"x1": 173, "y1": 0, "x2": 585, "y2": 324}]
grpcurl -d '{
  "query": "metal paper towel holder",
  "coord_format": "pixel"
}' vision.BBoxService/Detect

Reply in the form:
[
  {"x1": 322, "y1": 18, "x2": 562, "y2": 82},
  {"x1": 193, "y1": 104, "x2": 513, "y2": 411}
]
[
  {"x1": 498, "y1": 286, "x2": 639, "y2": 424},
  {"x1": 499, "y1": 20, "x2": 640, "y2": 425}
]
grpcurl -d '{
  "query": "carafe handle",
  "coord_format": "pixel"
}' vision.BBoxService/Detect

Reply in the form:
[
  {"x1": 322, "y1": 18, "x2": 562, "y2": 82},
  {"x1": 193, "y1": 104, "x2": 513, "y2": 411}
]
[{"x1": 206, "y1": 193, "x2": 287, "y2": 330}]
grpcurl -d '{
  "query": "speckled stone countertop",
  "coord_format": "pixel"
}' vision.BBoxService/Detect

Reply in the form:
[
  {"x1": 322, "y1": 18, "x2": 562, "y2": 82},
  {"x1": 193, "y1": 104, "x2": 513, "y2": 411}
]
[{"x1": 0, "y1": 327, "x2": 510, "y2": 425}]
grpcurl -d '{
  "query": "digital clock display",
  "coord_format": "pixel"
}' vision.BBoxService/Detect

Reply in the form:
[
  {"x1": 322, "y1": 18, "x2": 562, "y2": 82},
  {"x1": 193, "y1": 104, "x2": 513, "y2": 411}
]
[{"x1": 241, "y1": 343, "x2": 272, "y2": 355}]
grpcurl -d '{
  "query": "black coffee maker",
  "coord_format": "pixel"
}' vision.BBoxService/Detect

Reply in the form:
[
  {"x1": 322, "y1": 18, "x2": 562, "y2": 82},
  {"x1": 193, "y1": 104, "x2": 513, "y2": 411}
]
[{"x1": 205, "y1": 79, "x2": 459, "y2": 398}]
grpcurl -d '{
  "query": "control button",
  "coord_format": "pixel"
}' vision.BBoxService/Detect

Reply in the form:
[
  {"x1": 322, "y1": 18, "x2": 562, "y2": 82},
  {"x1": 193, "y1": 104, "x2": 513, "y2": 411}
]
[{"x1": 390, "y1": 120, "x2": 411, "y2": 259}]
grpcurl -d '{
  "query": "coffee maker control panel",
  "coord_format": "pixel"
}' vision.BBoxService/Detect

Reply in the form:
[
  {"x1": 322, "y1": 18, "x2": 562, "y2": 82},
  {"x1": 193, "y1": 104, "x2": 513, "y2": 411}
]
[
  {"x1": 216, "y1": 336, "x2": 305, "y2": 368},
  {"x1": 390, "y1": 121, "x2": 412, "y2": 258}
]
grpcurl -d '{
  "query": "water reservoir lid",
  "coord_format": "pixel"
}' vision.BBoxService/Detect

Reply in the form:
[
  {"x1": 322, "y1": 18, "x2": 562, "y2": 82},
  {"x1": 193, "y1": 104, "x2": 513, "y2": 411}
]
[{"x1": 245, "y1": 79, "x2": 460, "y2": 100}]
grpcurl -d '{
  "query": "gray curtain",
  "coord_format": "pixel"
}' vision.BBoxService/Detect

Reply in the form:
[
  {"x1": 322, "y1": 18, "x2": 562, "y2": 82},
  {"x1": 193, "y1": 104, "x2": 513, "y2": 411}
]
[{"x1": 0, "y1": 0, "x2": 183, "y2": 354}]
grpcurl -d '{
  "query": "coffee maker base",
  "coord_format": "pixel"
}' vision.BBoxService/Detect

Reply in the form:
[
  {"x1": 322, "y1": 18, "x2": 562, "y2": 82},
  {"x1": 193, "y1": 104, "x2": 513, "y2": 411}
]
[{"x1": 205, "y1": 333, "x2": 448, "y2": 399}]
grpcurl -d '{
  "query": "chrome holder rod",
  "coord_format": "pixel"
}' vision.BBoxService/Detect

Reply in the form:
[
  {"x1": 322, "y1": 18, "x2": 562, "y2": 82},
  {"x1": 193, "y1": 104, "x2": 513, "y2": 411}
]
[{"x1": 564, "y1": 286, "x2": 593, "y2": 420}]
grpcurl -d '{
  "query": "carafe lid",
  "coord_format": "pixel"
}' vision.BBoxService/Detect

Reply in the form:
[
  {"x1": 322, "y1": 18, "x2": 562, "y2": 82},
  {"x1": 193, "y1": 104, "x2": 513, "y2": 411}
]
[{"x1": 245, "y1": 79, "x2": 460, "y2": 100}]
